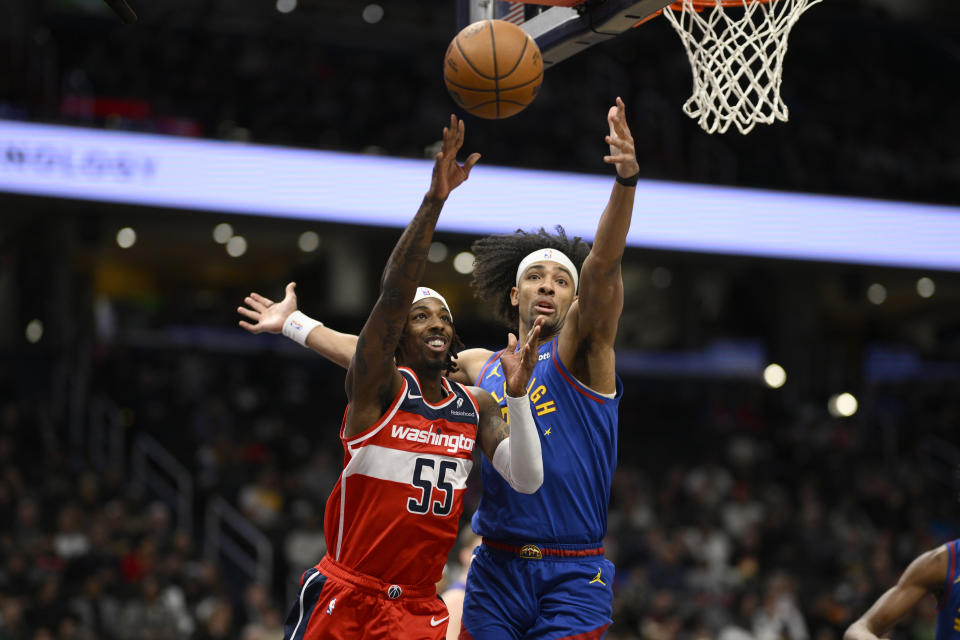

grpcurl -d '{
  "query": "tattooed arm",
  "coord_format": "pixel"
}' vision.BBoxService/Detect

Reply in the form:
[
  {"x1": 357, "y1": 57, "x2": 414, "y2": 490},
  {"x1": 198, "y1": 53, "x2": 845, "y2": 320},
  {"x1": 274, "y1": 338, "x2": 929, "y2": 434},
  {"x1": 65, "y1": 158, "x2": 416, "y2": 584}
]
[{"x1": 344, "y1": 116, "x2": 480, "y2": 438}]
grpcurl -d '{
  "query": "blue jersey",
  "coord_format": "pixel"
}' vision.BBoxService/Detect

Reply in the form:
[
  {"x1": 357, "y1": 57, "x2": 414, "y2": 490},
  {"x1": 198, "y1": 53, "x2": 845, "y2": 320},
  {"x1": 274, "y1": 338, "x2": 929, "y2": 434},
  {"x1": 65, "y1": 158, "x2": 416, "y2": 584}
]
[
  {"x1": 936, "y1": 539, "x2": 960, "y2": 640},
  {"x1": 471, "y1": 335, "x2": 621, "y2": 545}
]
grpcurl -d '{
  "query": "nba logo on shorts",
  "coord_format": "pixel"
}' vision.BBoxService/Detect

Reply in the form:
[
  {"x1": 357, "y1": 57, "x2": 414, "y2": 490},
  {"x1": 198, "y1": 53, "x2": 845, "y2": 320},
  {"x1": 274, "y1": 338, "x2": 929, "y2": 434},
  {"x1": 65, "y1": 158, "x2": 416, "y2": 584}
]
[
  {"x1": 326, "y1": 598, "x2": 336, "y2": 615},
  {"x1": 387, "y1": 585, "x2": 402, "y2": 599}
]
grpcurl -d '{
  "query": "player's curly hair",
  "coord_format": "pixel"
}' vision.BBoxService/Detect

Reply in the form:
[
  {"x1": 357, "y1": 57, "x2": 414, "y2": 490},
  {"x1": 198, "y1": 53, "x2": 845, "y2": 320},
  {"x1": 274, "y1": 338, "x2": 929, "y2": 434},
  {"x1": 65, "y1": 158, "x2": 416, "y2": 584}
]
[
  {"x1": 395, "y1": 327, "x2": 466, "y2": 376},
  {"x1": 471, "y1": 225, "x2": 591, "y2": 328}
]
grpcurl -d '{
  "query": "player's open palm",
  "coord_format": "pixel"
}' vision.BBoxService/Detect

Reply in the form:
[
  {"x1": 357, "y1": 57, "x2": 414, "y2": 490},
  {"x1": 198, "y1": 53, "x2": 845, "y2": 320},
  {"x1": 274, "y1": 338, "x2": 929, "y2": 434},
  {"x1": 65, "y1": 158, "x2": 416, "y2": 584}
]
[
  {"x1": 604, "y1": 96, "x2": 640, "y2": 179},
  {"x1": 501, "y1": 316, "x2": 544, "y2": 397},
  {"x1": 237, "y1": 281, "x2": 298, "y2": 335},
  {"x1": 428, "y1": 114, "x2": 481, "y2": 201}
]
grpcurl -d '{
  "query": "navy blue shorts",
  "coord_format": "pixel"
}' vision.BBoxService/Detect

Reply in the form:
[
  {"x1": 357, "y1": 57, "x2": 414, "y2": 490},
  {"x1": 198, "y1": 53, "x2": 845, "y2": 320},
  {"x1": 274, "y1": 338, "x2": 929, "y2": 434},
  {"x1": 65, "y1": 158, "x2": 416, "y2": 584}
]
[{"x1": 459, "y1": 541, "x2": 614, "y2": 640}]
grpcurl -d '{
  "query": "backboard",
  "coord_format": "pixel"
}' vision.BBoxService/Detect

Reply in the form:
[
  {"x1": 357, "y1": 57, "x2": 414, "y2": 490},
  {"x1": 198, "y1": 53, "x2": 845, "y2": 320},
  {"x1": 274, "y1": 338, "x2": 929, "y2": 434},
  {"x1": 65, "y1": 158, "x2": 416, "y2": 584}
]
[
  {"x1": 456, "y1": 0, "x2": 673, "y2": 69},
  {"x1": 456, "y1": 0, "x2": 824, "y2": 134}
]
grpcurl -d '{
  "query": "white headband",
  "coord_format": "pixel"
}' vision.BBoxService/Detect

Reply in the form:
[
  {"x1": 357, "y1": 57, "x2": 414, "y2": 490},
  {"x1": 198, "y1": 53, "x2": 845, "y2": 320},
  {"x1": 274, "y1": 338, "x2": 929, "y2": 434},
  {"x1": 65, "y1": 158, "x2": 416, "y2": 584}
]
[
  {"x1": 515, "y1": 248, "x2": 579, "y2": 292},
  {"x1": 412, "y1": 286, "x2": 453, "y2": 322}
]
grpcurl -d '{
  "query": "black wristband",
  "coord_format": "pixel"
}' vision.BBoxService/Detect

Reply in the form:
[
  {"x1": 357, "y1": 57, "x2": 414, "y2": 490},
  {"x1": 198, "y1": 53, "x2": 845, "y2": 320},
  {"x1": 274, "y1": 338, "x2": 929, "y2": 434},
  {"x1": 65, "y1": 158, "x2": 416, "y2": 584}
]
[{"x1": 616, "y1": 172, "x2": 639, "y2": 187}]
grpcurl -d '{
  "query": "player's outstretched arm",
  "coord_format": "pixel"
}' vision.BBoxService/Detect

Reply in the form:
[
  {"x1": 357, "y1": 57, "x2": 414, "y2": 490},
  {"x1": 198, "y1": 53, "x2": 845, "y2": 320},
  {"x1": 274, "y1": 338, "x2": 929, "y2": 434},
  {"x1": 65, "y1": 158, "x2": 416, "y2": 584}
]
[
  {"x1": 558, "y1": 97, "x2": 638, "y2": 391},
  {"x1": 844, "y1": 545, "x2": 949, "y2": 640},
  {"x1": 576, "y1": 97, "x2": 638, "y2": 340},
  {"x1": 237, "y1": 282, "x2": 358, "y2": 367},
  {"x1": 344, "y1": 116, "x2": 480, "y2": 436},
  {"x1": 237, "y1": 283, "x2": 489, "y2": 384},
  {"x1": 472, "y1": 317, "x2": 544, "y2": 494}
]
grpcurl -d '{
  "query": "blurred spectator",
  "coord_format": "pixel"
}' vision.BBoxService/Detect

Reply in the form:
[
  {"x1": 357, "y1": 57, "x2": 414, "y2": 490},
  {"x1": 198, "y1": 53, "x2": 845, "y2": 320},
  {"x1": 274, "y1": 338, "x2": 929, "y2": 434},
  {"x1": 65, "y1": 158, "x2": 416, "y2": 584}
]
[
  {"x1": 753, "y1": 573, "x2": 809, "y2": 640},
  {"x1": 194, "y1": 596, "x2": 234, "y2": 640},
  {"x1": 116, "y1": 577, "x2": 182, "y2": 640},
  {"x1": 0, "y1": 596, "x2": 29, "y2": 639},
  {"x1": 238, "y1": 468, "x2": 283, "y2": 531},
  {"x1": 718, "y1": 591, "x2": 760, "y2": 640},
  {"x1": 68, "y1": 573, "x2": 121, "y2": 637},
  {"x1": 54, "y1": 503, "x2": 90, "y2": 560},
  {"x1": 283, "y1": 507, "x2": 326, "y2": 593}
]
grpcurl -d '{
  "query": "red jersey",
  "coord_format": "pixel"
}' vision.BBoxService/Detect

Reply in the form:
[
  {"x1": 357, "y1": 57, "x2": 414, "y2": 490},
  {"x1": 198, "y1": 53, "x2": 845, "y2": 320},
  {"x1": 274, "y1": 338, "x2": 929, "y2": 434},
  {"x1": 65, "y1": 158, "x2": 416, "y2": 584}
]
[{"x1": 323, "y1": 367, "x2": 480, "y2": 588}]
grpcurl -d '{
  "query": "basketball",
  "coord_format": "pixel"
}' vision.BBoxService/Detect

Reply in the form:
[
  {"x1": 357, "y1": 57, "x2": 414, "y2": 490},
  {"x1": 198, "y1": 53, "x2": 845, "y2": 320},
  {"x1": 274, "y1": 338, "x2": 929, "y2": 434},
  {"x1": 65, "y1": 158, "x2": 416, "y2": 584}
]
[{"x1": 444, "y1": 20, "x2": 543, "y2": 120}]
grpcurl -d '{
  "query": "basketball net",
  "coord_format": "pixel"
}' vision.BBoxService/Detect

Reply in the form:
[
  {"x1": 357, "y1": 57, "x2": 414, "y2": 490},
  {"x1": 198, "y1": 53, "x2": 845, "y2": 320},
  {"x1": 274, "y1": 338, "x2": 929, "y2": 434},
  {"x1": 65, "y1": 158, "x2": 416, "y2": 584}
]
[{"x1": 662, "y1": 0, "x2": 822, "y2": 135}]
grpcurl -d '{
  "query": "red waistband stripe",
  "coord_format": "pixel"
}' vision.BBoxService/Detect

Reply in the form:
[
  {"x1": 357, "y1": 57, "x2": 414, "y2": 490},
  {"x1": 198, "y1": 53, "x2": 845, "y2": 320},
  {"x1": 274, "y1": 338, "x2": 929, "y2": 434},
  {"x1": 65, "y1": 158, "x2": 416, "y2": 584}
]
[{"x1": 482, "y1": 538, "x2": 605, "y2": 559}]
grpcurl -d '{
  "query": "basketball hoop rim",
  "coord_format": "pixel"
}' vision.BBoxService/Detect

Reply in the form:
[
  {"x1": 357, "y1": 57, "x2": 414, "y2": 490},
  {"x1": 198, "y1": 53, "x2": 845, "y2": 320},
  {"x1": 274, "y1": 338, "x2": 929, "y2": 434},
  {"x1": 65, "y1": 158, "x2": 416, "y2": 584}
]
[
  {"x1": 633, "y1": 0, "x2": 774, "y2": 26},
  {"x1": 667, "y1": 0, "x2": 774, "y2": 10}
]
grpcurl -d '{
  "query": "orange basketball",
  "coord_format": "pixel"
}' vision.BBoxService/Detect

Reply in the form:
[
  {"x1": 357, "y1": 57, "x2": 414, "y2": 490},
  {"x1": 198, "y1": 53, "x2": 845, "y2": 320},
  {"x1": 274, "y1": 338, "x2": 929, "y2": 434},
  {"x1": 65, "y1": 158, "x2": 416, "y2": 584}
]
[{"x1": 444, "y1": 20, "x2": 543, "y2": 120}]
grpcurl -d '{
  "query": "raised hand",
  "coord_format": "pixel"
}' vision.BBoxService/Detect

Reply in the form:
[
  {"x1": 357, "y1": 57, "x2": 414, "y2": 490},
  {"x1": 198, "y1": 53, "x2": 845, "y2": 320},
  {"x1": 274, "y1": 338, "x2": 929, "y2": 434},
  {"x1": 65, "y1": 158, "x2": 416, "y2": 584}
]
[
  {"x1": 237, "y1": 282, "x2": 298, "y2": 334},
  {"x1": 500, "y1": 316, "x2": 545, "y2": 398},
  {"x1": 427, "y1": 114, "x2": 482, "y2": 202},
  {"x1": 603, "y1": 97, "x2": 640, "y2": 179}
]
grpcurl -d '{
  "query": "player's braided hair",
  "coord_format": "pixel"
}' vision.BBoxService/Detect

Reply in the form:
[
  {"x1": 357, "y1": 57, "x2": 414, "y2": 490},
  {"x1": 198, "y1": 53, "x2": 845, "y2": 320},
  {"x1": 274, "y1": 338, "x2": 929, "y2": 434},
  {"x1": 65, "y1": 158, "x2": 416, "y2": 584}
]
[
  {"x1": 471, "y1": 226, "x2": 591, "y2": 328},
  {"x1": 395, "y1": 327, "x2": 466, "y2": 376}
]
